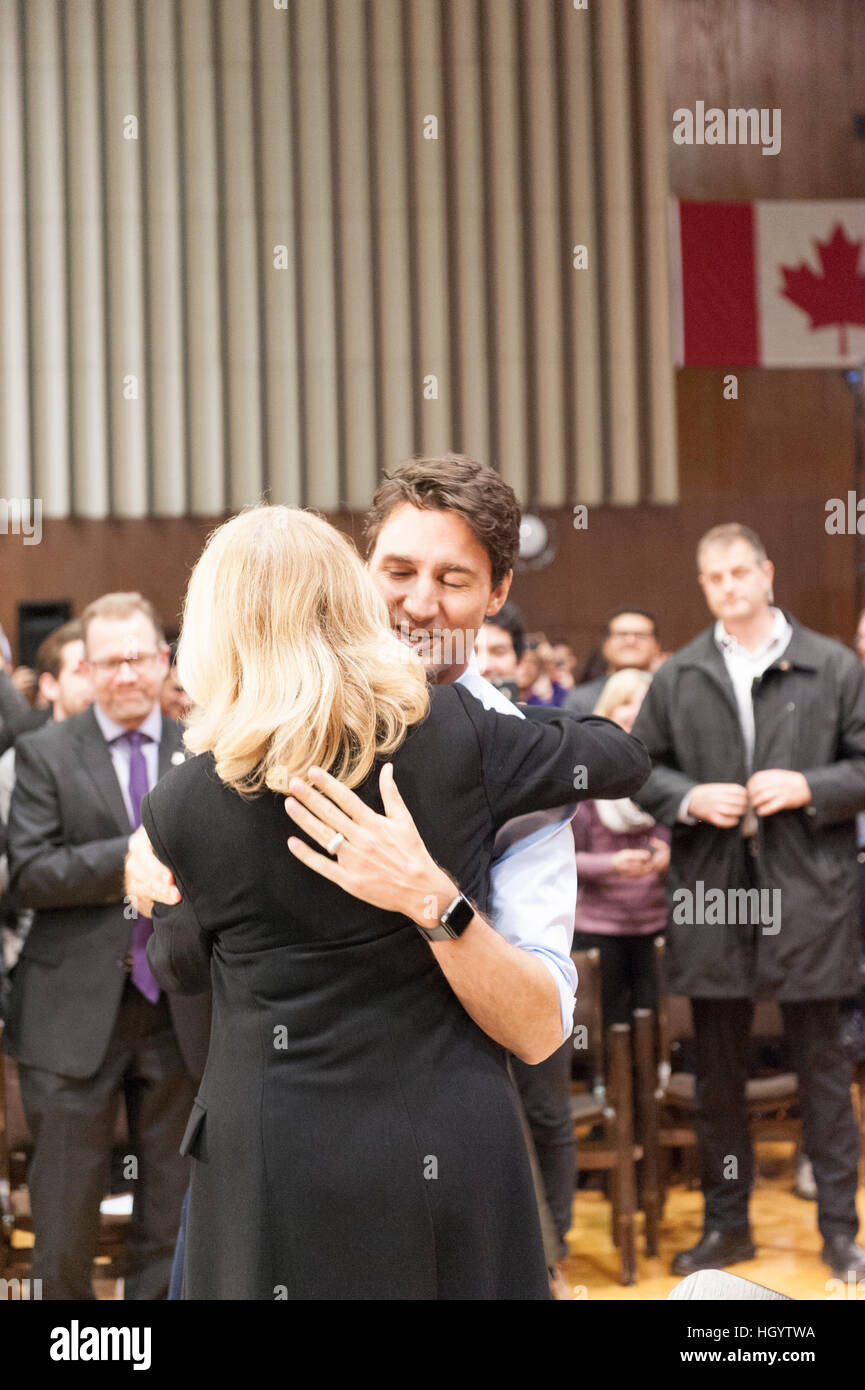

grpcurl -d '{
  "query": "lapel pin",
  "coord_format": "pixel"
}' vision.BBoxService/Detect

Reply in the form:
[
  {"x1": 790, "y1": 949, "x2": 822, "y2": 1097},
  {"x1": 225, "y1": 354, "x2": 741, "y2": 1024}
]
[{"x1": 171, "y1": 751, "x2": 186, "y2": 766}]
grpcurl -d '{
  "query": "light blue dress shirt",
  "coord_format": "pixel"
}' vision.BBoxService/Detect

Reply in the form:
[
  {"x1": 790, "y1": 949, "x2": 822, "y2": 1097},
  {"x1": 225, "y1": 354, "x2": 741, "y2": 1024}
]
[
  {"x1": 92, "y1": 703, "x2": 163, "y2": 828},
  {"x1": 456, "y1": 655, "x2": 578, "y2": 1041}
]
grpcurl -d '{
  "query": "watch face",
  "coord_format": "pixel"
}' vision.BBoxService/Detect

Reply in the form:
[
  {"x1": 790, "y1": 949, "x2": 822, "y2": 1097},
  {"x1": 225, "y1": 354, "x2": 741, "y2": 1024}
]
[{"x1": 443, "y1": 894, "x2": 474, "y2": 936}]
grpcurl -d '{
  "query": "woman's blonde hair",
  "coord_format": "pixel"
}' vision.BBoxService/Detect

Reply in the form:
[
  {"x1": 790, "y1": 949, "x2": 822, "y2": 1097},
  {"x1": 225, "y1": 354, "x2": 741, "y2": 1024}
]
[
  {"x1": 177, "y1": 505, "x2": 430, "y2": 796},
  {"x1": 593, "y1": 667, "x2": 652, "y2": 719}
]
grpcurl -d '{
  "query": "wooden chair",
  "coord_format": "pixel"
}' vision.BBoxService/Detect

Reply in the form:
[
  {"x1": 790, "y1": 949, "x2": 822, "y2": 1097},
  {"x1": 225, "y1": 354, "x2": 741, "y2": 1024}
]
[
  {"x1": 632, "y1": 1007, "x2": 663, "y2": 1256},
  {"x1": 0, "y1": 1023, "x2": 129, "y2": 1285},
  {"x1": 852, "y1": 1057, "x2": 865, "y2": 1186},
  {"x1": 0, "y1": 1036, "x2": 15, "y2": 1271},
  {"x1": 570, "y1": 948, "x2": 641, "y2": 1285},
  {"x1": 0, "y1": 1028, "x2": 33, "y2": 1278}
]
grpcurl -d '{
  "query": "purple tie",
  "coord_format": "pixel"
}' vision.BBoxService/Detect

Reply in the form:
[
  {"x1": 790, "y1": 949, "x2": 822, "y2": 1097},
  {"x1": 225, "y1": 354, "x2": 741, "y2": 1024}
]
[{"x1": 123, "y1": 730, "x2": 160, "y2": 1004}]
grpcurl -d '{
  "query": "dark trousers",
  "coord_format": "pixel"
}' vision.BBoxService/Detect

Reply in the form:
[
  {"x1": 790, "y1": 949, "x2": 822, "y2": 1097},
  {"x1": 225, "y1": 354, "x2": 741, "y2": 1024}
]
[
  {"x1": 18, "y1": 982, "x2": 196, "y2": 1300},
  {"x1": 572, "y1": 929, "x2": 661, "y2": 1028},
  {"x1": 511, "y1": 1028, "x2": 577, "y2": 1259},
  {"x1": 692, "y1": 997, "x2": 860, "y2": 1243}
]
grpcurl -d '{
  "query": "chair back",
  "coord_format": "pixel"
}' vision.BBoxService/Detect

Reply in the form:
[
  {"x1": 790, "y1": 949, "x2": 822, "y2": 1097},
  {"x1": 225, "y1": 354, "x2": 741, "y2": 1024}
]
[{"x1": 571, "y1": 948, "x2": 605, "y2": 1097}]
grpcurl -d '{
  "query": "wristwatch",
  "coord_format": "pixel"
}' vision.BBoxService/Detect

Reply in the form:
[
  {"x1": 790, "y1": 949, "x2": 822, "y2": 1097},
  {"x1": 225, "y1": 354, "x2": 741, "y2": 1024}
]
[{"x1": 418, "y1": 892, "x2": 475, "y2": 942}]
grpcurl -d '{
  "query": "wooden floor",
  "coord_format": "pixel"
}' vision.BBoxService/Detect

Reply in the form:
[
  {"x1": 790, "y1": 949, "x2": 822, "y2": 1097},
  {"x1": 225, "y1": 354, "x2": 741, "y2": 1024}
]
[{"x1": 562, "y1": 1143, "x2": 865, "y2": 1300}]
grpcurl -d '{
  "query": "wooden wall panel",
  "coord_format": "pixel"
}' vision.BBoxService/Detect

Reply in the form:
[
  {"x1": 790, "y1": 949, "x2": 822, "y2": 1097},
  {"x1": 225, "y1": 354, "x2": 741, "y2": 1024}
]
[
  {"x1": 0, "y1": 359, "x2": 855, "y2": 664},
  {"x1": 662, "y1": 0, "x2": 865, "y2": 201}
]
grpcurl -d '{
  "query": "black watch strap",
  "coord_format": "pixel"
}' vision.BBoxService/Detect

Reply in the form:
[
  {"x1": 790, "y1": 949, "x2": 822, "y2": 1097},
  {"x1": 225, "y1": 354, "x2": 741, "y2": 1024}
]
[{"x1": 418, "y1": 892, "x2": 475, "y2": 941}]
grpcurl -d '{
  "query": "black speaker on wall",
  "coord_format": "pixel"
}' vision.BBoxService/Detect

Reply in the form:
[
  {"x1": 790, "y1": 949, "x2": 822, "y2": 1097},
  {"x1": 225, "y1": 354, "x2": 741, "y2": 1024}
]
[{"x1": 17, "y1": 601, "x2": 72, "y2": 669}]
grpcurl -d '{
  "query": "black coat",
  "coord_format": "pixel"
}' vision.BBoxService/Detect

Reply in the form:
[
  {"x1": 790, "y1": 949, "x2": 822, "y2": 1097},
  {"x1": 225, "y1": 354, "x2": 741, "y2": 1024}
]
[
  {"x1": 632, "y1": 618, "x2": 865, "y2": 1000},
  {"x1": 4, "y1": 706, "x2": 211, "y2": 1080},
  {"x1": 563, "y1": 677, "x2": 607, "y2": 718},
  {"x1": 144, "y1": 683, "x2": 649, "y2": 1300}
]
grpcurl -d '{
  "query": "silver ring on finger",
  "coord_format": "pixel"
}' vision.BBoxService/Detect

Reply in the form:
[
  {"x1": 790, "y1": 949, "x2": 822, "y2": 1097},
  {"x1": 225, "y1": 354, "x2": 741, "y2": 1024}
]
[{"x1": 326, "y1": 832, "x2": 345, "y2": 856}]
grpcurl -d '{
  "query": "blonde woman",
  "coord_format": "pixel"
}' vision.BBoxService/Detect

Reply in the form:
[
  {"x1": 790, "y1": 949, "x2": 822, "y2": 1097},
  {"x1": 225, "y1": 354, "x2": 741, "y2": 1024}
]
[
  {"x1": 571, "y1": 668, "x2": 671, "y2": 1030},
  {"x1": 142, "y1": 505, "x2": 648, "y2": 1300}
]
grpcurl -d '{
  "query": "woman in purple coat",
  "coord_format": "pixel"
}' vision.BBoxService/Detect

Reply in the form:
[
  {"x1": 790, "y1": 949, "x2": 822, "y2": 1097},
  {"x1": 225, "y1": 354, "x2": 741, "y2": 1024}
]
[{"x1": 571, "y1": 668, "x2": 670, "y2": 1030}]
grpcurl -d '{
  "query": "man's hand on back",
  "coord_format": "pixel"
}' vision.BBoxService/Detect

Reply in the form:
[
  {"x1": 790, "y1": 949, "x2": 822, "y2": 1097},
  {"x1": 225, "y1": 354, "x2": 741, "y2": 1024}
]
[{"x1": 124, "y1": 824, "x2": 180, "y2": 918}]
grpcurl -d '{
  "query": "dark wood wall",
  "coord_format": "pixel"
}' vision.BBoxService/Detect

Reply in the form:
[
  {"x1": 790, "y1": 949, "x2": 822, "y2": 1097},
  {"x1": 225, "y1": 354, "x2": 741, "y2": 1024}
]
[
  {"x1": 3, "y1": 0, "x2": 864, "y2": 665},
  {"x1": 469, "y1": 0, "x2": 865, "y2": 657}
]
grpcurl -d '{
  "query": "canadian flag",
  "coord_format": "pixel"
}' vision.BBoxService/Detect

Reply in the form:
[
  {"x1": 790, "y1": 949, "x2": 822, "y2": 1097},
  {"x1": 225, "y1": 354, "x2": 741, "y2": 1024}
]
[{"x1": 670, "y1": 200, "x2": 865, "y2": 366}]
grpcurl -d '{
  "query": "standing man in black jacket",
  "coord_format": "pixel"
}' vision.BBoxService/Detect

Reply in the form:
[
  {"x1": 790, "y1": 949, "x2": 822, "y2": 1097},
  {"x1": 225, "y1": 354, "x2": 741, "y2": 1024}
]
[
  {"x1": 633, "y1": 523, "x2": 865, "y2": 1280},
  {"x1": 5, "y1": 593, "x2": 210, "y2": 1300}
]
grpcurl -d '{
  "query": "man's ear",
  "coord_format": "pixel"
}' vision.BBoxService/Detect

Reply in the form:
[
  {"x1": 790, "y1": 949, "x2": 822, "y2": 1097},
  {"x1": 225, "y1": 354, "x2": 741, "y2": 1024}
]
[
  {"x1": 38, "y1": 672, "x2": 59, "y2": 707},
  {"x1": 486, "y1": 569, "x2": 513, "y2": 618}
]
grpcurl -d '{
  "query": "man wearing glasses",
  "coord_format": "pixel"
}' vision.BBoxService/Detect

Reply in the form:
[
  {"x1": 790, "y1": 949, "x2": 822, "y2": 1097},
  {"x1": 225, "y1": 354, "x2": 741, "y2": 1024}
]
[
  {"x1": 564, "y1": 608, "x2": 662, "y2": 718},
  {"x1": 5, "y1": 592, "x2": 210, "y2": 1300}
]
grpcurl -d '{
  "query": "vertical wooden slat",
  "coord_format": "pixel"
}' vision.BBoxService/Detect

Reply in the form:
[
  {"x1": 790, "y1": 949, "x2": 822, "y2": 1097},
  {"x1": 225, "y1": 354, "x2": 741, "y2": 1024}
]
[
  {"x1": 180, "y1": 0, "x2": 224, "y2": 515},
  {"x1": 483, "y1": 0, "x2": 528, "y2": 500},
  {"x1": 6, "y1": 0, "x2": 676, "y2": 521},
  {"x1": 65, "y1": 0, "x2": 109, "y2": 519},
  {"x1": 371, "y1": 0, "x2": 415, "y2": 470},
  {"x1": 636, "y1": 0, "x2": 678, "y2": 504},
  {"x1": 408, "y1": 0, "x2": 452, "y2": 457},
  {"x1": 0, "y1": 0, "x2": 32, "y2": 502},
  {"x1": 24, "y1": 0, "x2": 70, "y2": 517},
  {"x1": 257, "y1": 0, "x2": 302, "y2": 506},
  {"x1": 219, "y1": 0, "x2": 262, "y2": 510},
  {"x1": 142, "y1": 0, "x2": 185, "y2": 515},
  {"x1": 295, "y1": 0, "x2": 340, "y2": 508},
  {"x1": 561, "y1": 0, "x2": 604, "y2": 506},
  {"x1": 524, "y1": 0, "x2": 566, "y2": 507},
  {"x1": 333, "y1": 0, "x2": 377, "y2": 509},
  {"x1": 103, "y1": 0, "x2": 147, "y2": 517},
  {"x1": 445, "y1": 0, "x2": 489, "y2": 466},
  {"x1": 595, "y1": 0, "x2": 641, "y2": 504}
]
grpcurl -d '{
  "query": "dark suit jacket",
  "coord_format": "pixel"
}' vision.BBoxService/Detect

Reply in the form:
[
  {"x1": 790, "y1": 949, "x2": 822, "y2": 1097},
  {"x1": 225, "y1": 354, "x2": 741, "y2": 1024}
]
[
  {"x1": 3, "y1": 706, "x2": 211, "y2": 1080},
  {"x1": 632, "y1": 619, "x2": 865, "y2": 1000}
]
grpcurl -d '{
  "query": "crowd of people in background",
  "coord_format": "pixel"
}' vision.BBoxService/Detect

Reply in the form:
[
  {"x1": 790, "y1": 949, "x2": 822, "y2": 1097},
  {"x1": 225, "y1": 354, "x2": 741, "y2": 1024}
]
[{"x1": 1, "y1": 475, "x2": 865, "y2": 1298}]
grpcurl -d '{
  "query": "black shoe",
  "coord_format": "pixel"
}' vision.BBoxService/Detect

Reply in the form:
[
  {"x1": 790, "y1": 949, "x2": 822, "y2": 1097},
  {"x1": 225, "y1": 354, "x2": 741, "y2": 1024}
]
[
  {"x1": 820, "y1": 1236, "x2": 865, "y2": 1280},
  {"x1": 671, "y1": 1228, "x2": 756, "y2": 1276}
]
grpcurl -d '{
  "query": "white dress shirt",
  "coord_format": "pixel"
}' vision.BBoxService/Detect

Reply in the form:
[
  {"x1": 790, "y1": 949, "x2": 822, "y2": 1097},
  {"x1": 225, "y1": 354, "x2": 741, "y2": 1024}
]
[
  {"x1": 713, "y1": 608, "x2": 793, "y2": 771},
  {"x1": 93, "y1": 703, "x2": 163, "y2": 828},
  {"x1": 456, "y1": 654, "x2": 578, "y2": 1041},
  {"x1": 0, "y1": 744, "x2": 32, "y2": 967}
]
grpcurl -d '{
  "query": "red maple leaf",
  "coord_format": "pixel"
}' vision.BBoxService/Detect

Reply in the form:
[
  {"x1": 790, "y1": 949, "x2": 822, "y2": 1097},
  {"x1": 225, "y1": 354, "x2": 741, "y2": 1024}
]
[{"x1": 780, "y1": 222, "x2": 865, "y2": 356}]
